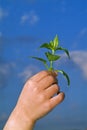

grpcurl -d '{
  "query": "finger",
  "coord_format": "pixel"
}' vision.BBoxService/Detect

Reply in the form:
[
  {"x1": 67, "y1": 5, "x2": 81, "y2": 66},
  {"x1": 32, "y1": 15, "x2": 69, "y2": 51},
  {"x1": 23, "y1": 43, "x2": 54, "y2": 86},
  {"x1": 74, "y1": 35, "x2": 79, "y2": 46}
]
[
  {"x1": 48, "y1": 70, "x2": 58, "y2": 77},
  {"x1": 49, "y1": 92, "x2": 65, "y2": 110},
  {"x1": 44, "y1": 84, "x2": 60, "y2": 99},
  {"x1": 39, "y1": 75, "x2": 57, "y2": 89},
  {"x1": 30, "y1": 71, "x2": 49, "y2": 82},
  {"x1": 30, "y1": 70, "x2": 57, "y2": 82}
]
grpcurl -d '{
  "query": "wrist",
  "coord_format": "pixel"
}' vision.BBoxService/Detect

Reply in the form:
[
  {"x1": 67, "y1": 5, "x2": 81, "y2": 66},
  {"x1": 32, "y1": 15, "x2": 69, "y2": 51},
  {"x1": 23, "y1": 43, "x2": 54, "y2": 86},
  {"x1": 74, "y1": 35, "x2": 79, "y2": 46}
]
[{"x1": 3, "y1": 105, "x2": 36, "y2": 130}]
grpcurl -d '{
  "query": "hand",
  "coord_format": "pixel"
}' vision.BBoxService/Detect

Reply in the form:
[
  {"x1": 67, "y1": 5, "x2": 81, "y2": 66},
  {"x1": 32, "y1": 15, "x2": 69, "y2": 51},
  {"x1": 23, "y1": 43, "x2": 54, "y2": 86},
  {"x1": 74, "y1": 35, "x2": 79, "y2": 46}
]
[{"x1": 3, "y1": 70, "x2": 65, "y2": 130}]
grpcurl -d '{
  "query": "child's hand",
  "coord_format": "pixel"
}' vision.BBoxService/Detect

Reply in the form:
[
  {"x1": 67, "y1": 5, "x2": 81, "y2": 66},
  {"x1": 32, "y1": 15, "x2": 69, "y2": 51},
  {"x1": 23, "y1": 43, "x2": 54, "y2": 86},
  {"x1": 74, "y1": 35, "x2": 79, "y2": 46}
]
[
  {"x1": 16, "y1": 70, "x2": 65, "y2": 126},
  {"x1": 4, "y1": 71, "x2": 65, "y2": 130}
]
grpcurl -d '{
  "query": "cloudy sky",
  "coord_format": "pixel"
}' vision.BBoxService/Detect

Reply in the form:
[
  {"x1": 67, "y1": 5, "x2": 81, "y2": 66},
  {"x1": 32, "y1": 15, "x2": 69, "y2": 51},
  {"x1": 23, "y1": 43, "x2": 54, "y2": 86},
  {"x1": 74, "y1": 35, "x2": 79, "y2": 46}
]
[{"x1": 0, "y1": 0, "x2": 87, "y2": 130}]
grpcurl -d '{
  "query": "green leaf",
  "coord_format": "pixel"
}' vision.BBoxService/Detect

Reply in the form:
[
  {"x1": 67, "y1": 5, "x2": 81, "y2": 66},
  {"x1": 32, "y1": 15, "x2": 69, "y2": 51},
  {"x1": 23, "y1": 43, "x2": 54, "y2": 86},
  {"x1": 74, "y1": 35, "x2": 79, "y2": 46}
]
[
  {"x1": 31, "y1": 34, "x2": 70, "y2": 87},
  {"x1": 40, "y1": 43, "x2": 51, "y2": 50},
  {"x1": 49, "y1": 35, "x2": 59, "y2": 51},
  {"x1": 48, "y1": 40, "x2": 54, "y2": 50},
  {"x1": 56, "y1": 47, "x2": 70, "y2": 58},
  {"x1": 45, "y1": 52, "x2": 60, "y2": 61},
  {"x1": 31, "y1": 56, "x2": 48, "y2": 69},
  {"x1": 31, "y1": 56, "x2": 47, "y2": 63},
  {"x1": 53, "y1": 35, "x2": 59, "y2": 49},
  {"x1": 57, "y1": 70, "x2": 70, "y2": 86}
]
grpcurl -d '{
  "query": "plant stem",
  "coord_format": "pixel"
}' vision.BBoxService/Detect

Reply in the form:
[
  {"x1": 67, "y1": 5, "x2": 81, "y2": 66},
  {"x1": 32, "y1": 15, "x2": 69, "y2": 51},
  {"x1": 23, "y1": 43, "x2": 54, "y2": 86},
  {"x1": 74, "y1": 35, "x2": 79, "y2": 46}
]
[
  {"x1": 49, "y1": 50, "x2": 55, "y2": 71},
  {"x1": 44, "y1": 64, "x2": 49, "y2": 70}
]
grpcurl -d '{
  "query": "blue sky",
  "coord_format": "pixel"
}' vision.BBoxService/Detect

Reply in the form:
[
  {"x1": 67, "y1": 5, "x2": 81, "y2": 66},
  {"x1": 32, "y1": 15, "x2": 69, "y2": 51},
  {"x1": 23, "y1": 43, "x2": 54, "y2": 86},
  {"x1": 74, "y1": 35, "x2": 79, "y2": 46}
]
[{"x1": 0, "y1": 0, "x2": 87, "y2": 129}]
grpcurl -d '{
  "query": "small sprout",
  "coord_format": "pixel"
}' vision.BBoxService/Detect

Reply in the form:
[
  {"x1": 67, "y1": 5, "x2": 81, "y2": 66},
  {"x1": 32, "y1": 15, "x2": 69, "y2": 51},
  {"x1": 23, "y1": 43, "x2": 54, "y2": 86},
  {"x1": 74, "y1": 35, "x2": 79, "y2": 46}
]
[{"x1": 31, "y1": 35, "x2": 70, "y2": 86}]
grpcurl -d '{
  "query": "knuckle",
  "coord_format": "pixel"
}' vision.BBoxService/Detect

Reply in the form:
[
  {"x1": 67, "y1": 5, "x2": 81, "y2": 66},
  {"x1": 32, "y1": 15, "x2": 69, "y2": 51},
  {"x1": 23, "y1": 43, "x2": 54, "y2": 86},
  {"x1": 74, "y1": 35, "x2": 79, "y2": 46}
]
[
  {"x1": 54, "y1": 84, "x2": 59, "y2": 91},
  {"x1": 44, "y1": 102, "x2": 53, "y2": 110},
  {"x1": 33, "y1": 86, "x2": 38, "y2": 92},
  {"x1": 48, "y1": 75, "x2": 56, "y2": 82},
  {"x1": 39, "y1": 93, "x2": 46, "y2": 101},
  {"x1": 53, "y1": 84, "x2": 60, "y2": 92},
  {"x1": 40, "y1": 70, "x2": 49, "y2": 76},
  {"x1": 27, "y1": 79, "x2": 39, "y2": 91}
]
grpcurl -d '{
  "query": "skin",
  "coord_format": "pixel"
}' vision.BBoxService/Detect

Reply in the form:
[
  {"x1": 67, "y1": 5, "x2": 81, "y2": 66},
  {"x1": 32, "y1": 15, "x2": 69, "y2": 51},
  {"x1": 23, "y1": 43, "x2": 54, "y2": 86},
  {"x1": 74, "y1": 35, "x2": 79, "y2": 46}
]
[{"x1": 3, "y1": 70, "x2": 65, "y2": 130}]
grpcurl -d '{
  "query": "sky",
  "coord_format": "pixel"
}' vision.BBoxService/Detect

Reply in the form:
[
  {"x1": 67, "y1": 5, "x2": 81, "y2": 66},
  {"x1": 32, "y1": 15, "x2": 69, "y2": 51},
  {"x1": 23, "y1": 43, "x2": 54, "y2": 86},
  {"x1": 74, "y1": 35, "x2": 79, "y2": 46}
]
[{"x1": 0, "y1": 0, "x2": 87, "y2": 129}]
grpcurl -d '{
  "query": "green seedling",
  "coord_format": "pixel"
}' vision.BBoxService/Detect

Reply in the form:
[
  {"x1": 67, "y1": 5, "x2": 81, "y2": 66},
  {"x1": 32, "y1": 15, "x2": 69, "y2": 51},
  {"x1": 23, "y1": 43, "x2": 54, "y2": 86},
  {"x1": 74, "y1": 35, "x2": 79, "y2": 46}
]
[{"x1": 32, "y1": 35, "x2": 70, "y2": 86}]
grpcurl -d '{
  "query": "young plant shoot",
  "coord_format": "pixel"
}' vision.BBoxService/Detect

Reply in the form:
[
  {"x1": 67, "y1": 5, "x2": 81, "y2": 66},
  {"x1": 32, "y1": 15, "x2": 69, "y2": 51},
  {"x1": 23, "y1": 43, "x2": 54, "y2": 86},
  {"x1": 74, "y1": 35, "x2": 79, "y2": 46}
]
[{"x1": 32, "y1": 35, "x2": 70, "y2": 86}]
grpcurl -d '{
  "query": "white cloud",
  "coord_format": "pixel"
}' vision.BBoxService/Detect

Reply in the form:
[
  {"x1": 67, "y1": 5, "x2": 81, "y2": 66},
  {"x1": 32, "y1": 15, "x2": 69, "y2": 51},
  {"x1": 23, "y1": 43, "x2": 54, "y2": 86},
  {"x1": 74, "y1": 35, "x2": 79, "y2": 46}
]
[
  {"x1": 21, "y1": 14, "x2": 29, "y2": 24},
  {"x1": 21, "y1": 11, "x2": 39, "y2": 25},
  {"x1": 0, "y1": 113, "x2": 7, "y2": 122},
  {"x1": 18, "y1": 50, "x2": 87, "y2": 81},
  {"x1": 0, "y1": 8, "x2": 8, "y2": 20},
  {"x1": 57, "y1": 50, "x2": 87, "y2": 80},
  {"x1": 0, "y1": 62, "x2": 16, "y2": 75},
  {"x1": 18, "y1": 66, "x2": 39, "y2": 82},
  {"x1": 70, "y1": 50, "x2": 87, "y2": 79},
  {"x1": 0, "y1": 64, "x2": 10, "y2": 76},
  {"x1": 78, "y1": 28, "x2": 87, "y2": 38},
  {"x1": 73, "y1": 28, "x2": 87, "y2": 48},
  {"x1": 60, "y1": 0, "x2": 67, "y2": 13},
  {"x1": 0, "y1": 62, "x2": 16, "y2": 88}
]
